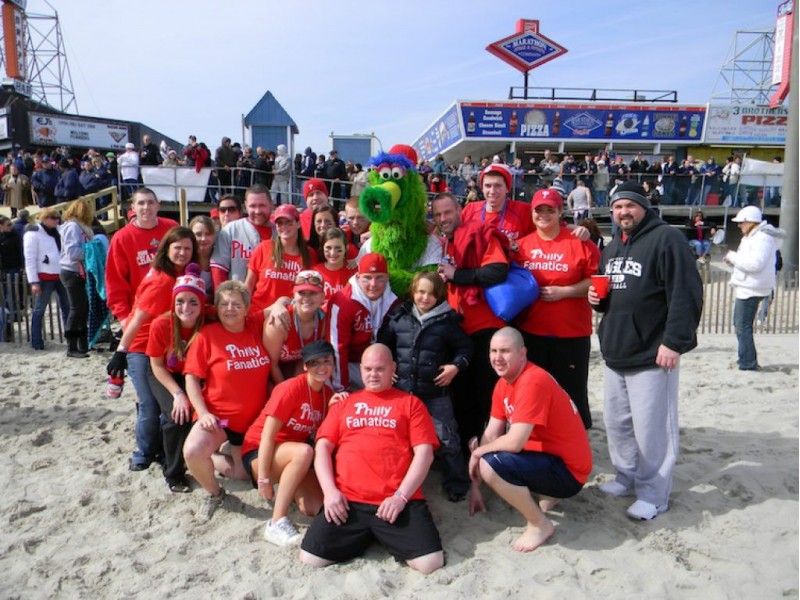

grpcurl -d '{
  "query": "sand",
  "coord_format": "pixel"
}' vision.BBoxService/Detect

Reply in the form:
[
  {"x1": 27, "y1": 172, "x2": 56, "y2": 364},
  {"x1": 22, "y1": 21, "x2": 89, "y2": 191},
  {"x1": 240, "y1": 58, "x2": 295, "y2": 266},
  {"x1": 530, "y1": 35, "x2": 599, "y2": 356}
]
[{"x1": 0, "y1": 333, "x2": 797, "y2": 599}]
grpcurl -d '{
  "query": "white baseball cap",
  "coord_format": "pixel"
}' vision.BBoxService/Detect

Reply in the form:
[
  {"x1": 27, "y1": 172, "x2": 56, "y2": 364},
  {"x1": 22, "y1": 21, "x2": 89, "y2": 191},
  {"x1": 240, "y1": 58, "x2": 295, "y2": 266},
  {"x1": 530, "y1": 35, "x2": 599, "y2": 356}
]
[{"x1": 731, "y1": 205, "x2": 763, "y2": 223}]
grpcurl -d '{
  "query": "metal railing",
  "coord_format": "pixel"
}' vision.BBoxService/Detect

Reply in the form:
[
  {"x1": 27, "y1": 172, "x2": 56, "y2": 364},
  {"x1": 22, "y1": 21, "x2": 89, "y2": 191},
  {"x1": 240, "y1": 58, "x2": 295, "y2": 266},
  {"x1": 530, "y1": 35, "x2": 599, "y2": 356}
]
[{"x1": 4, "y1": 268, "x2": 796, "y2": 346}]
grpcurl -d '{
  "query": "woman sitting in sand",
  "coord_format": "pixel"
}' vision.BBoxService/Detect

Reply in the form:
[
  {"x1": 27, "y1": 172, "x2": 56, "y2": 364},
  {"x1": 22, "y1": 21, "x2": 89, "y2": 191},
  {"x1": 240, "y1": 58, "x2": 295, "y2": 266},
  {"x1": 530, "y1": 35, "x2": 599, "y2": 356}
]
[
  {"x1": 182, "y1": 280, "x2": 271, "y2": 522},
  {"x1": 241, "y1": 340, "x2": 334, "y2": 546}
]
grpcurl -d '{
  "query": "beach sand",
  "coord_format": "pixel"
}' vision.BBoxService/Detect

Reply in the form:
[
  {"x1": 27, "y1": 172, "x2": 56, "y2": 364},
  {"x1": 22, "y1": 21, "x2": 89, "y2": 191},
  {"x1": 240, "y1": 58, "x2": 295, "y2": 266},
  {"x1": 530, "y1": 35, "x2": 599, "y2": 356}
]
[{"x1": 1, "y1": 333, "x2": 797, "y2": 599}]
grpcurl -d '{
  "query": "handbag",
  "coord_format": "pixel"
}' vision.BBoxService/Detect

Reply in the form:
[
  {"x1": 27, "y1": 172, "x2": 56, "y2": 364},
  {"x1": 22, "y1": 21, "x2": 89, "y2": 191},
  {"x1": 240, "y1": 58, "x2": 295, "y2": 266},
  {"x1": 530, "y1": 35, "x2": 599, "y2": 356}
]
[{"x1": 485, "y1": 262, "x2": 540, "y2": 322}]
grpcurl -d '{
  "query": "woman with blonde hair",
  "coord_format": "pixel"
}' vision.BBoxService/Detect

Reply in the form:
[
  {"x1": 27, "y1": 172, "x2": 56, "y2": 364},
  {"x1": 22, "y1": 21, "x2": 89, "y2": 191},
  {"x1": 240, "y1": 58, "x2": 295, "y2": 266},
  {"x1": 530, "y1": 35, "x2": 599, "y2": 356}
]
[
  {"x1": 24, "y1": 208, "x2": 69, "y2": 350},
  {"x1": 59, "y1": 199, "x2": 94, "y2": 358}
]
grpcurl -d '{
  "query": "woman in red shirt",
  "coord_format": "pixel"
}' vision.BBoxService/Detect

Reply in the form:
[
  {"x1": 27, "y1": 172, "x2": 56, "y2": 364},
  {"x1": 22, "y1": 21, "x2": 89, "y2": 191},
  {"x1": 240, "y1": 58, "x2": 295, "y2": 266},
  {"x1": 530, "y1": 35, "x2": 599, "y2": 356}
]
[
  {"x1": 511, "y1": 189, "x2": 600, "y2": 429},
  {"x1": 145, "y1": 264, "x2": 206, "y2": 493},
  {"x1": 245, "y1": 204, "x2": 316, "y2": 313},
  {"x1": 264, "y1": 270, "x2": 329, "y2": 384},
  {"x1": 183, "y1": 280, "x2": 271, "y2": 521},
  {"x1": 241, "y1": 340, "x2": 335, "y2": 546},
  {"x1": 107, "y1": 226, "x2": 198, "y2": 471},
  {"x1": 314, "y1": 228, "x2": 356, "y2": 304}
]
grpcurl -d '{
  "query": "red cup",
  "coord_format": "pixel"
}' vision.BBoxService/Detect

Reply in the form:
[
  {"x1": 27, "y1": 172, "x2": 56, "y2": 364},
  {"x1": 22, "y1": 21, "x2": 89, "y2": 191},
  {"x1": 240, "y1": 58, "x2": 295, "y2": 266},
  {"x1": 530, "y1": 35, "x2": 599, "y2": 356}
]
[{"x1": 591, "y1": 275, "x2": 610, "y2": 299}]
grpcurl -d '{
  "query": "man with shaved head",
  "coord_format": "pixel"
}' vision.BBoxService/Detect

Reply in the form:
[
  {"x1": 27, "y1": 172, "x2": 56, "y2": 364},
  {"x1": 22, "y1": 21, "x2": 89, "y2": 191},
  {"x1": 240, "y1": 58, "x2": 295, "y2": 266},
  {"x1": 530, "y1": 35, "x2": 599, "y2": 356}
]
[
  {"x1": 300, "y1": 343, "x2": 444, "y2": 574},
  {"x1": 468, "y1": 327, "x2": 591, "y2": 553}
]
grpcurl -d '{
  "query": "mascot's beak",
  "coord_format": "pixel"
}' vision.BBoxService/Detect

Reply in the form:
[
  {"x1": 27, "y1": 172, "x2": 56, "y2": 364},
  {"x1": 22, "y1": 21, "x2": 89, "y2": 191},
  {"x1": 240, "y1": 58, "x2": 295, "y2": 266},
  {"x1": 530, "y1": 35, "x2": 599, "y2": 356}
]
[{"x1": 378, "y1": 181, "x2": 402, "y2": 209}]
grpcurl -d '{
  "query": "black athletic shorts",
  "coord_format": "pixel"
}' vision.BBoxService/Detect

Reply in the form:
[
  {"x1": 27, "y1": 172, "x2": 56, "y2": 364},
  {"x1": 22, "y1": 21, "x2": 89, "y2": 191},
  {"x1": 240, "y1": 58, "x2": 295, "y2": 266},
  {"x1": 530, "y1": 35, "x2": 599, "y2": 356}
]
[
  {"x1": 241, "y1": 449, "x2": 258, "y2": 488},
  {"x1": 300, "y1": 500, "x2": 442, "y2": 563}
]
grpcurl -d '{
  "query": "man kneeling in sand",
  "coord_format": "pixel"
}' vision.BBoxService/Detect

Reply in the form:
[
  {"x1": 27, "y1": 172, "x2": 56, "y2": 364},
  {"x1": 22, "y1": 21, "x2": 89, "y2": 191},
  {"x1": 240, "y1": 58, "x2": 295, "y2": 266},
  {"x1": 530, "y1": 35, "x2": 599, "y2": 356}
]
[
  {"x1": 468, "y1": 327, "x2": 592, "y2": 552},
  {"x1": 299, "y1": 344, "x2": 444, "y2": 574}
]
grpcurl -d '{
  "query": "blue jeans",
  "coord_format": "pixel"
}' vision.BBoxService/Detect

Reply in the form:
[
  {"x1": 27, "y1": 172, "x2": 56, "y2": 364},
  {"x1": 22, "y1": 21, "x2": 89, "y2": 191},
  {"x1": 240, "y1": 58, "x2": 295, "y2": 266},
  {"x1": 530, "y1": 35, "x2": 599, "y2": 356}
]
[
  {"x1": 594, "y1": 189, "x2": 607, "y2": 207},
  {"x1": 127, "y1": 352, "x2": 163, "y2": 465},
  {"x1": 31, "y1": 279, "x2": 70, "y2": 349},
  {"x1": 689, "y1": 240, "x2": 711, "y2": 257},
  {"x1": 734, "y1": 296, "x2": 766, "y2": 369},
  {"x1": 422, "y1": 395, "x2": 470, "y2": 496}
]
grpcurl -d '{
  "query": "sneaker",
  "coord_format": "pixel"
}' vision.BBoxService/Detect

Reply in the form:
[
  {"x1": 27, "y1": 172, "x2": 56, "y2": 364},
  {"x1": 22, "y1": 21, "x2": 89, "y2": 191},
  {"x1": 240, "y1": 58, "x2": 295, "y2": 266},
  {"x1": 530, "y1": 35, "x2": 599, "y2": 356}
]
[
  {"x1": 599, "y1": 480, "x2": 633, "y2": 497},
  {"x1": 626, "y1": 499, "x2": 667, "y2": 520},
  {"x1": 264, "y1": 516, "x2": 301, "y2": 547},
  {"x1": 197, "y1": 487, "x2": 226, "y2": 522}
]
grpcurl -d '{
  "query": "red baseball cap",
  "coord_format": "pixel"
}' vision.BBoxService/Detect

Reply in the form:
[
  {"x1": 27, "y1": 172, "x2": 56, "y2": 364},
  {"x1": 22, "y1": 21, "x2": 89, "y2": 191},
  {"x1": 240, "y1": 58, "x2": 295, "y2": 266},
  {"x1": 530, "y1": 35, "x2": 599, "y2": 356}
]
[
  {"x1": 210, "y1": 208, "x2": 219, "y2": 218},
  {"x1": 303, "y1": 178, "x2": 329, "y2": 199},
  {"x1": 358, "y1": 253, "x2": 388, "y2": 275},
  {"x1": 531, "y1": 188, "x2": 562, "y2": 210},
  {"x1": 293, "y1": 269, "x2": 324, "y2": 294},
  {"x1": 270, "y1": 204, "x2": 300, "y2": 223},
  {"x1": 479, "y1": 163, "x2": 512, "y2": 191}
]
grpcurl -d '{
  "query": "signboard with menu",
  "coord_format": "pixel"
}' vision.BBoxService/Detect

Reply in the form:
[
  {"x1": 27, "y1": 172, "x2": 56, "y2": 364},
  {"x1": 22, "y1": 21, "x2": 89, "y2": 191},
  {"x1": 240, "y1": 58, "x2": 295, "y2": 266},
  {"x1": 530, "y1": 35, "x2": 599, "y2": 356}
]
[
  {"x1": 703, "y1": 104, "x2": 787, "y2": 144},
  {"x1": 460, "y1": 101, "x2": 706, "y2": 143}
]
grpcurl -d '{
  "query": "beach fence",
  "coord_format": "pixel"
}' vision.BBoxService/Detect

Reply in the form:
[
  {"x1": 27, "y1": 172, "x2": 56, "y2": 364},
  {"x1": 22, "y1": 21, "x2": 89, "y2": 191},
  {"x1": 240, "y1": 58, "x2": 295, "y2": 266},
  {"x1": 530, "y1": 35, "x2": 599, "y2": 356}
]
[
  {"x1": 0, "y1": 271, "x2": 64, "y2": 345},
  {"x1": 3, "y1": 269, "x2": 798, "y2": 347}
]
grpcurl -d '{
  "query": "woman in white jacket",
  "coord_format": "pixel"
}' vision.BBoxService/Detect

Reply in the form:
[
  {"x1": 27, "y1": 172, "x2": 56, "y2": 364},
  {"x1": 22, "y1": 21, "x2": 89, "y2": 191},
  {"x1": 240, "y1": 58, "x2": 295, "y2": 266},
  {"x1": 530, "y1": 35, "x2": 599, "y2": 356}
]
[
  {"x1": 24, "y1": 208, "x2": 70, "y2": 350},
  {"x1": 723, "y1": 206, "x2": 786, "y2": 370}
]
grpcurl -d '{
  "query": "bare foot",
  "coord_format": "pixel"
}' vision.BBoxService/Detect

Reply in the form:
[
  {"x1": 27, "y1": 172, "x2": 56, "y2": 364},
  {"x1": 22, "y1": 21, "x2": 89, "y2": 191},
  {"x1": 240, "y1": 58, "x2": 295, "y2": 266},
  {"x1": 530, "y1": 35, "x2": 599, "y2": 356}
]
[
  {"x1": 511, "y1": 521, "x2": 554, "y2": 552},
  {"x1": 538, "y1": 496, "x2": 560, "y2": 512}
]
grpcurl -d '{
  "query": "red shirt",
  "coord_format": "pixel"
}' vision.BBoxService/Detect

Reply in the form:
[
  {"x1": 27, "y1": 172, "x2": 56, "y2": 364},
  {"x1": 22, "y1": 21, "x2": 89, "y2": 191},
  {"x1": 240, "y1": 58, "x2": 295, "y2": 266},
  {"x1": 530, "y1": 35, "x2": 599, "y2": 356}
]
[
  {"x1": 248, "y1": 240, "x2": 317, "y2": 312},
  {"x1": 241, "y1": 374, "x2": 333, "y2": 457},
  {"x1": 146, "y1": 315, "x2": 197, "y2": 373},
  {"x1": 316, "y1": 263, "x2": 357, "y2": 303},
  {"x1": 105, "y1": 217, "x2": 179, "y2": 322},
  {"x1": 183, "y1": 312, "x2": 269, "y2": 433},
  {"x1": 512, "y1": 228, "x2": 600, "y2": 337},
  {"x1": 442, "y1": 234, "x2": 507, "y2": 335},
  {"x1": 129, "y1": 269, "x2": 177, "y2": 353},
  {"x1": 461, "y1": 199, "x2": 533, "y2": 241},
  {"x1": 491, "y1": 362, "x2": 592, "y2": 483},
  {"x1": 280, "y1": 305, "x2": 330, "y2": 364},
  {"x1": 316, "y1": 388, "x2": 439, "y2": 505}
]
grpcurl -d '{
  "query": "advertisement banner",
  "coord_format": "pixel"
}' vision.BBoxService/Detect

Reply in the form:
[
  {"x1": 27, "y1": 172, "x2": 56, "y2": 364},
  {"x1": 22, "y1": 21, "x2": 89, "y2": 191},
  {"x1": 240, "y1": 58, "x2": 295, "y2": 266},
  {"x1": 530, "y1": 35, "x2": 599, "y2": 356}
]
[
  {"x1": 704, "y1": 104, "x2": 787, "y2": 144},
  {"x1": 141, "y1": 167, "x2": 211, "y2": 203},
  {"x1": 459, "y1": 102, "x2": 705, "y2": 142},
  {"x1": 412, "y1": 103, "x2": 463, "y2": 162},
  {"x1": 29, "y1": 112, "x2": 130, "y2": 149}
]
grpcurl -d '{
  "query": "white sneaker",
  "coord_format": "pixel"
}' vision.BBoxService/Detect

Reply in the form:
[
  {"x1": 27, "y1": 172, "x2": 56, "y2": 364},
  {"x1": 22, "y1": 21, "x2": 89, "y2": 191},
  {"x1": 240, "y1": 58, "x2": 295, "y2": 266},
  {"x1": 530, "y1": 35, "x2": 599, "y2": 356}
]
[
  {"x1": 599, "y1": 480, "x2": 633, "y2": 497},
  {"x1": 264, "y1": 516, "x2": 302, "y2": 546},
  {"x1": 626, "y1": 499, "x2": 667, "y2": 520}
]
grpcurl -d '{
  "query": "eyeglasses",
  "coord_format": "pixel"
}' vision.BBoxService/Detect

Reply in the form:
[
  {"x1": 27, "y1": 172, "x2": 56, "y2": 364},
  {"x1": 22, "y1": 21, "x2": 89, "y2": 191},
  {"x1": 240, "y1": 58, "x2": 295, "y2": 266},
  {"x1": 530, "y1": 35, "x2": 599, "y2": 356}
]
[
  {"x1": 218, "y1": 206, "x2": 238, "y2": 213},
  {"x1": 295, "y1": 271, "x2": 323, "y2": 286},
  {"x1": 44, "y1": 216, "x2": 60, "y2": 221}
]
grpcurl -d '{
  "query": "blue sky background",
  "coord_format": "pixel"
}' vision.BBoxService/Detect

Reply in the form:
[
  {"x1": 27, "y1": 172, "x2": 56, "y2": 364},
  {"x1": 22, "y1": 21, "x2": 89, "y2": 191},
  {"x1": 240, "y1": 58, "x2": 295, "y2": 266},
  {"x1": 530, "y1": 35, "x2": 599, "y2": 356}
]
[{"x1": 28, "y1": 0, "x2": 779, "y2": 155}]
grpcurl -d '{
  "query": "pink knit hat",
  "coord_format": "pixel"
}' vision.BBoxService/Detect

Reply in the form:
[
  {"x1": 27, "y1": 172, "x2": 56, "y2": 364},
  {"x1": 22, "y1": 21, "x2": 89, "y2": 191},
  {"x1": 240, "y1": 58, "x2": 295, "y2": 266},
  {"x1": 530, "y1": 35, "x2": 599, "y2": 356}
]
[{"x1": 172, "y1": 263, "x2": 206, "y2": 305}]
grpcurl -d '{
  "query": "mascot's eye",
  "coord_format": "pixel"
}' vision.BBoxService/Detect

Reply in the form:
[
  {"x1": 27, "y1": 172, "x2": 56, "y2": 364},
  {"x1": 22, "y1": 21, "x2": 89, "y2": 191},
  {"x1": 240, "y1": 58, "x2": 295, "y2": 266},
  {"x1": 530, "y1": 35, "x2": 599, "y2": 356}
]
[
  {"x1": 365, "y1": 165, "x2": 375, "y2": 172},
  {"x1": 378, "y1": 167, "x2": 392, "y2": 180},
  {"x1": 391, "y1": 167, "x2": 405, "y2": 179}
]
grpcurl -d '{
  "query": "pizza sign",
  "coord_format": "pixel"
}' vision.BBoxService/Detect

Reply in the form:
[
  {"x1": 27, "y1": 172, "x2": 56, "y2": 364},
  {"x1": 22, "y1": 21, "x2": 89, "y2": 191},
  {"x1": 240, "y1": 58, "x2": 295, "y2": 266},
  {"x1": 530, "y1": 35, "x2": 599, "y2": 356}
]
[{"x1": 486, "y1": 19, "x2": 567, "y2": 73}]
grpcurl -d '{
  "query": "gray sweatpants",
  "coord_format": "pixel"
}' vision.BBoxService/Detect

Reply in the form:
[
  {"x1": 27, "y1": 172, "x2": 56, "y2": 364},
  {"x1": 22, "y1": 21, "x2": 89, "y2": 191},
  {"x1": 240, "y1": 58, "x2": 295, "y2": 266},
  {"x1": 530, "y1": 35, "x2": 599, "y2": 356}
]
[{"x1": 603, "y1": 365, "x2": 680, "y2": 507}]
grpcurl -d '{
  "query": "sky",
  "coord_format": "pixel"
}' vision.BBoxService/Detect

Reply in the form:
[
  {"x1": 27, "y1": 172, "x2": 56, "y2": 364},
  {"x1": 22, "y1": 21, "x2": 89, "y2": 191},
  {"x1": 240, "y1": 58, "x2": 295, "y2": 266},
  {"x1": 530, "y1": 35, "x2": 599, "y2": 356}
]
[{"x1": 21, "y1": 0, "x2": 781, "y2": 155}]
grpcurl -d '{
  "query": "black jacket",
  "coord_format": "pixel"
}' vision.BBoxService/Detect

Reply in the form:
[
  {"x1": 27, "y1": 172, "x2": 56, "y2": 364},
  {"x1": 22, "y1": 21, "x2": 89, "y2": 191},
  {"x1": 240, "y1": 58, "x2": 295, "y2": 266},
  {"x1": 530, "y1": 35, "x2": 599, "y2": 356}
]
[
  {"x1": 594, "y1": 210, "x2": 703, "y2": 369},
  {"x1": 379, "y1": 301, "x2": 473, "y2": 401}
]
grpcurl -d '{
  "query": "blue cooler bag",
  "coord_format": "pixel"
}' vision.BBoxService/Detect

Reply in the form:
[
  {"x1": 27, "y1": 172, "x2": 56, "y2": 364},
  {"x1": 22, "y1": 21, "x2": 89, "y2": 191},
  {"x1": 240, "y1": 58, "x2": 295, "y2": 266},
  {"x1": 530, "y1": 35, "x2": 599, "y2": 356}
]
[{"x1": 485, "y1": 263, "x2": 539, "y2": 322}]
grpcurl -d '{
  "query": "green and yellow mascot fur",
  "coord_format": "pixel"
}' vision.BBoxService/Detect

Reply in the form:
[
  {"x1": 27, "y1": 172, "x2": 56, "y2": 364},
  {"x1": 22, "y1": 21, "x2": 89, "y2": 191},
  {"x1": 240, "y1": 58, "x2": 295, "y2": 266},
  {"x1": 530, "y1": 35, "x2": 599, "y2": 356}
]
[{"x1": 358, "y1": 144, "x2": 439, "y2": 296}]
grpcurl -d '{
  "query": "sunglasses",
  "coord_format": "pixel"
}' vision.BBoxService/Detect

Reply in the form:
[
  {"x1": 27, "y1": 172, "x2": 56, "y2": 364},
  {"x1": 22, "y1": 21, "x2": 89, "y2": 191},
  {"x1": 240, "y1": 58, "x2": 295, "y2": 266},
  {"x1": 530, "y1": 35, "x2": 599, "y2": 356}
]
[
  {"x1": 295, "y1": 271, "x2": 323, "y2": 286},
  {"x1": 218, "y1": 206, "x2": 238, "y2": 213}
]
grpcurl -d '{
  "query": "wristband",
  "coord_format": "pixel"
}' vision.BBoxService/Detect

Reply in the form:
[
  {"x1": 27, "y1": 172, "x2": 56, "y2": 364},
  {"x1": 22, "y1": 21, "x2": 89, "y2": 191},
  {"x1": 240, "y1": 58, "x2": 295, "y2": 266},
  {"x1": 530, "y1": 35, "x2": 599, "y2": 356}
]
[
  {"x1": 117, "y1": 344, "x2": 127, "y2": 353},
  {"x1": 257, "y1": 478, "x2": 271, "y2": 485},
  {"x1": 394, "y1": 490, "x2": 408, "y2": 503}
]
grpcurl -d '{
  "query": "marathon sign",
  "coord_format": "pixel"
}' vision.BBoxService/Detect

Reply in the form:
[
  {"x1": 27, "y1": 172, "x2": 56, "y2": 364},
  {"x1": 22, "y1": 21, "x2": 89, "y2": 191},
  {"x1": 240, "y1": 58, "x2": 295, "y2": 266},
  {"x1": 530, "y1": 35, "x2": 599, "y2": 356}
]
[
  {"x1": 486, "y1": 19, "x2": 567, "y2": 73},
  {"x1": 459, "y1": 101, "x2": 706, "y2": 142},
  {"x1": 703, "y1": 104, "x2": 787, "y2": 144}
]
